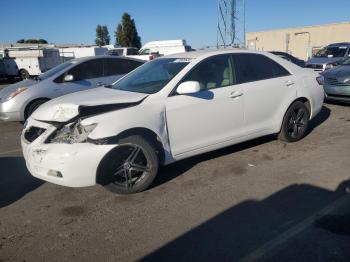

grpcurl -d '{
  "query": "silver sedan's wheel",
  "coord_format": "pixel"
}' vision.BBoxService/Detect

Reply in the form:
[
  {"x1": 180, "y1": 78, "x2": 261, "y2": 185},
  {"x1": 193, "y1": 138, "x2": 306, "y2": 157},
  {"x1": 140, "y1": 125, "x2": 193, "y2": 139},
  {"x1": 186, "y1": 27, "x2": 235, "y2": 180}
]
[{"x1": 103, "y1": 135, "x2": 159, "y2": 194}]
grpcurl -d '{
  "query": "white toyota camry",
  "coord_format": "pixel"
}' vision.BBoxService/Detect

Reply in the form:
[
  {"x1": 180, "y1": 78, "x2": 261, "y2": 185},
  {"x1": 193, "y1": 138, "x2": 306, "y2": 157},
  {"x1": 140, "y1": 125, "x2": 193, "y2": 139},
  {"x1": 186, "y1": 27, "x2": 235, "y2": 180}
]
[{"x1": 21, "y1": 50, "x2": 324, "y2": 194}]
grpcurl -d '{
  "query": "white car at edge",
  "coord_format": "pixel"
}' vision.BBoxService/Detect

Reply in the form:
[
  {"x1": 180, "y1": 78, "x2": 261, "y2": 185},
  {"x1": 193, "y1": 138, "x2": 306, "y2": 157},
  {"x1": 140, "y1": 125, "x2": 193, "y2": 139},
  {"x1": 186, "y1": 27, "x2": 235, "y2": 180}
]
[{"x1": 21, "y1": 49, "x2": 324, "y2": 194}]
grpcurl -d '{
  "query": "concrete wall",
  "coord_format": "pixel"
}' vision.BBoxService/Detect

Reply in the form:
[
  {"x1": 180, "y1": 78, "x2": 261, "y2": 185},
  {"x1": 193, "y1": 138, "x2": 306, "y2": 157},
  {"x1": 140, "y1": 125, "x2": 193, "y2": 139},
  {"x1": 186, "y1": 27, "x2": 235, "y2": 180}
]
[{"x1": 246, "y1": 22, "x2": 350, "y2": 60}]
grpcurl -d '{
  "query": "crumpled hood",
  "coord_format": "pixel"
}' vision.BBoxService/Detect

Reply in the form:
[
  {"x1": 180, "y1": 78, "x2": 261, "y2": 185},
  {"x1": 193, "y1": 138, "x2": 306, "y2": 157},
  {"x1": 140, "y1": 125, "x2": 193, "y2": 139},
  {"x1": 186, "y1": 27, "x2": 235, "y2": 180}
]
[
  {"x1": 307, "y1": 57, "x2": 342, "y2": 65},
  {"x1": 31, "y1": 87, "x2": 148, "y2": 122},
  {"x1": 0, "y1": 79, "x2": 37, "y2": 100},
  {"x1": 322, "y1": 65, "x2": 350, "y2": 80}
]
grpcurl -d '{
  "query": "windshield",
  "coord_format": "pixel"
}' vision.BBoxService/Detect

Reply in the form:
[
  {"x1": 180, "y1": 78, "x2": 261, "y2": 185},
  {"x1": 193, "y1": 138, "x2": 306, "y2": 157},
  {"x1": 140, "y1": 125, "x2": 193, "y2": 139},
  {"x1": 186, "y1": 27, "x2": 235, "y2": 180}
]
[
  {"x1": 38, "y1": 61, "x2": 74, "y2": 80},
  {"x1": 315, "y1": 46, "x2": 349, "y2": 58},
  {"x1": 112, "y1": 58, "x2": 190, "y2": 94}
]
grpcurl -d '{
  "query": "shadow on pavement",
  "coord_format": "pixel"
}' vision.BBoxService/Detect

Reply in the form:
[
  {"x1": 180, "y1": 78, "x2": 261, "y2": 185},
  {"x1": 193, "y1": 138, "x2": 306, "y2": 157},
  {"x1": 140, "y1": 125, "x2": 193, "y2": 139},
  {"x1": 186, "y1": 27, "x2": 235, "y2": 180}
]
[
  {"x1": 307, "y1": 105, "x2": 331, "y2": 133},
  {"x1": 154, "y1": 135, "x2": 275, "y2": 188},
  {"x1": 143, "y1": 180, "x2": 350, "y2": 261},
  {"x1": 0, "y1": 78, "x2": 20, "y2": 85},
  {"x1": 0, "y1": 157, "x2": 43, "y2": 208}
]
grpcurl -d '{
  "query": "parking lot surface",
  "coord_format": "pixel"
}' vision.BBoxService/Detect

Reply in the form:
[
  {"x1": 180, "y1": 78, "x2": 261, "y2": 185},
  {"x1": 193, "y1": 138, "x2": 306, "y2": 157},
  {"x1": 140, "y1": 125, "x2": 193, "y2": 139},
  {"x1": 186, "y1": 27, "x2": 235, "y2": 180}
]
[{"x1": 1, "y1": 81, "x2": 350, "y2": 261}]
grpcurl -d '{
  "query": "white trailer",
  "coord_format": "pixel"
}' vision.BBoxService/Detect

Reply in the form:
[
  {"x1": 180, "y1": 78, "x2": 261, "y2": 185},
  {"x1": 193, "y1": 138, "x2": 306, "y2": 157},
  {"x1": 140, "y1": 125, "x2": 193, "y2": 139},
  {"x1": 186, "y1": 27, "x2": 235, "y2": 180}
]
[
  {"x1": 139, "y1": 40, "x2": 192, "y2": 56},
  {"x1": 1, "y1": 47, "x2": 61, "y2": 80},
  {"x1": 58, "y1": 46, "x2": 109, "y2": 62}
]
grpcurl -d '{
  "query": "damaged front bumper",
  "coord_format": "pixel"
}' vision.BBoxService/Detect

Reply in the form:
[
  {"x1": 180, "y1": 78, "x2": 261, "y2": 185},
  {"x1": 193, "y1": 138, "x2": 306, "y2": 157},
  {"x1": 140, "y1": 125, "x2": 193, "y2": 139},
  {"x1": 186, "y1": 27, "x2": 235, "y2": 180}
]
[{"x1": 21, "y1": 118, "x2": 116, "y2": 187}]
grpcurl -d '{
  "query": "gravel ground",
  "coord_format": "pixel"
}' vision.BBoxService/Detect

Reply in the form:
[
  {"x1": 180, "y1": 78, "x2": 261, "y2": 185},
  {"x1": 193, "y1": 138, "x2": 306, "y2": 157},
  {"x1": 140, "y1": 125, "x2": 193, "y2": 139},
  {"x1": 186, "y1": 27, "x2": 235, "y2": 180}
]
[{"x1": 0, "y1": 80, "x2": 350, "y2": 261}]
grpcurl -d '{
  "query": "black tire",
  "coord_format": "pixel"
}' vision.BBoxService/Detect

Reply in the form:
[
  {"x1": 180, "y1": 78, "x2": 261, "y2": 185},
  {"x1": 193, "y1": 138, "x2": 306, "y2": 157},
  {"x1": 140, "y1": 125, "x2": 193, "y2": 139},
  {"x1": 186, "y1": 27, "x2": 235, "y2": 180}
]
[
  {"x1": 102, "y1": 135, "x2": 159, "y2": 194},
  {"x1": 278, "y1": 101, "x2": 310, "y2": 142},
  {"x1": 19, "y1": 69, "x2": 30, "y2": 80},
  {"x1": 25, "y1": 99, "x2": 48, "y2": 120}
]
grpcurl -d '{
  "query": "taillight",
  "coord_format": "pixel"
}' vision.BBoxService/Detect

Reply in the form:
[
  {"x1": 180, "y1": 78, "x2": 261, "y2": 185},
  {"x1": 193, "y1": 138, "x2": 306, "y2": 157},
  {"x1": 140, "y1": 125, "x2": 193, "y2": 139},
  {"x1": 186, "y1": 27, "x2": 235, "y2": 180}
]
[
  {"x1": 149, "y1": 55, "x2": 154, "y2": 60},
  {"x1": 316, "y1": 75, "x2": 324, "y2": 85}
]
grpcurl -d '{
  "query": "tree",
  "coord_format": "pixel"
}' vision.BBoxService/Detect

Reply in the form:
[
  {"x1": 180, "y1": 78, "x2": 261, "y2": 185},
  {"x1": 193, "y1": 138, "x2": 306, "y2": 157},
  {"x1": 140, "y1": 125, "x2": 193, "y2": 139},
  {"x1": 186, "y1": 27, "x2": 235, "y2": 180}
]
[
  {"x1": 17, "y1": 39, "x2": 48, "y2": 44},
  {"x1": 38, "y1": 39, "x2": 48, "y2": 44},
  {"x1": 115, "y1": 13, "x2": 141, "y2": 49},
  {"x1": 95, "y1": 24, "x2": 110, "y2": 46},
  {"x1": 102, "y1": 25, "x2": 110, "y2": 45}
]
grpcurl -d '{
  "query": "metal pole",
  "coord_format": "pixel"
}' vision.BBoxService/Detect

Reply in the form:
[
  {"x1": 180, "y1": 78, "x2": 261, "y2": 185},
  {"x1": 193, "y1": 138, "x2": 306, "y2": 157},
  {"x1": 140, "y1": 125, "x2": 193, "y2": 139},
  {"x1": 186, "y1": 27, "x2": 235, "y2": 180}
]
[{"x1": 243, "y1": 0, "x2": 246, "y2": 48}]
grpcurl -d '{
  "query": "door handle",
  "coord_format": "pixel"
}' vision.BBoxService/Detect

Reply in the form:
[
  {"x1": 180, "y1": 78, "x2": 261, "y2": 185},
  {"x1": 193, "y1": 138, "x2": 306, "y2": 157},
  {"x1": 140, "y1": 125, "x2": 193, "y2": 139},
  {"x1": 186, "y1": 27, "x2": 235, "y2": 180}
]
[
  {"x1": 285, "y1": 80, "x2": 295, "y2": 87},
  {"x1": 229, "y1": 91, "x2": 243, "y2": 98}
]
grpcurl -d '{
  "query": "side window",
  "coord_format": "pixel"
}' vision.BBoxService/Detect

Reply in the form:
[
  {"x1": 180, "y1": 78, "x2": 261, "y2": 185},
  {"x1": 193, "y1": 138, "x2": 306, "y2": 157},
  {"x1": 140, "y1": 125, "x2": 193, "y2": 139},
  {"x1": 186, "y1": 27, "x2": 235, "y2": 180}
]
[
  {"x1": 270, "y1": 59, "x2": 290, "y2": 77},
  {"x1": 233, "y1": 54, "x2": 274, "y2": 84},
  {"x1": 182, "y1": 55, "x2": 234, "y2": 90},
  {"x1": 67, "y1": 59, "x2": 103, "y2": 80},
  {"x1": 140, "y1": 49, "x2": 150, "y2": 55},
  {"x1": 127, "y1": 48, "x2": 139, "y2": 55},
  {"x1": 104, "y1": 59, "x2": 143, "y2": 76},
  {"x1": 234, "y1": 54, "x2": 290, "y2": 84},
  {"x1": 104, "y1": 58, "x2": 123, "y2": 76}
]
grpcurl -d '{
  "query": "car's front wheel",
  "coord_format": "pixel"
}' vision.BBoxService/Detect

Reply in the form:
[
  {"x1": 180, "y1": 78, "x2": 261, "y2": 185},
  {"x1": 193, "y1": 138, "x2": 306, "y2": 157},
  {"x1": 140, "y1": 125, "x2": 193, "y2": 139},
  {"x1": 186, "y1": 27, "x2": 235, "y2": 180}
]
[
  {"x1": 102, "y1": 135, "x2": 159, "y2": 194},
  {"x1": 278, "y1": 101, "x2": 310, "y2": 142}
]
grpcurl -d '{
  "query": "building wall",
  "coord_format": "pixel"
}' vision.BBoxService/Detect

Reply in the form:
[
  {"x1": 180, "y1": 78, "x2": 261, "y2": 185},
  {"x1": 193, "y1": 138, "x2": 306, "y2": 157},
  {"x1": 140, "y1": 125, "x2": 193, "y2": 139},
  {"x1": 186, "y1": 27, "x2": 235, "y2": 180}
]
[{"x1": 246, "y1": 22, "x2": 350, "y2": 60}]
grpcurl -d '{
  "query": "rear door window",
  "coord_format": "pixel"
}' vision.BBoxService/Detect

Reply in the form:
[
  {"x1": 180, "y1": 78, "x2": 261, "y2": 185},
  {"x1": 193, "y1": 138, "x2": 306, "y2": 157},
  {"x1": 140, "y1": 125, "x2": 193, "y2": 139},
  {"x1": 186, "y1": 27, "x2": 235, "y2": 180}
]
[
  {"x1": 103, "y1": 58, "x2": 143, "y2": 76},
  {"x1": 67, "y1": 59, "x2": 103, "y2": 81},
  {"x1": 233, "y1": 54, "x2": 290, "y2": 84}
]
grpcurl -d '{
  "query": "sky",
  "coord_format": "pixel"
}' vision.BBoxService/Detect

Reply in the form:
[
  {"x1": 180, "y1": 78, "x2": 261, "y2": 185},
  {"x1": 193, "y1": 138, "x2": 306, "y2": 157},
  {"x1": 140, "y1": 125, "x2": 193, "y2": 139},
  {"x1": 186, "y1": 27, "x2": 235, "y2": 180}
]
[{"x1": 1, "y1": 0, "x2": 350, "y2": 48}]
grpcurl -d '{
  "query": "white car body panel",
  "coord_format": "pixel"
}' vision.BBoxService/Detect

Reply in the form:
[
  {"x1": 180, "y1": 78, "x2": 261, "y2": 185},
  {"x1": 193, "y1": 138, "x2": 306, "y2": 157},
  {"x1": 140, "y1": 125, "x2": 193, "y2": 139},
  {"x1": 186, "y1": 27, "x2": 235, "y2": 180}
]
[{"x1": 21, "y1": 49, "x2": 325, "y2": 187}]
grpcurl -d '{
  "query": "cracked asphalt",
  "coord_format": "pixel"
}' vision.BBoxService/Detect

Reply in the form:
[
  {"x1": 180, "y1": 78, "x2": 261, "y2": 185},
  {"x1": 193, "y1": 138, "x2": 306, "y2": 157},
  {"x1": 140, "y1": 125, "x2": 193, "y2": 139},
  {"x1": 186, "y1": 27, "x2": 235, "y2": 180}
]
[{"x1": 1, "y1": 81, "x2": 350, "y2": 261}]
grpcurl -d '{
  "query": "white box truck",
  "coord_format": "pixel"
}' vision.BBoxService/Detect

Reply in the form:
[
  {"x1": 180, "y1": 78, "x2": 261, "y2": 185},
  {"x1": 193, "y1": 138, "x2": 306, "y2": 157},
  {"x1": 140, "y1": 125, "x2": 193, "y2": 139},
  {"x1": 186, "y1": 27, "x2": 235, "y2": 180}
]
[
  {"x1": 107, "y1": 40, "x2": 192, "y2": 61},
  {"x1": 58, "y1": 46, "x2": 109, "y2": 62},
  {"x1": 139, "y1": 40, "x2": 192, "y2": 56},
  {"x1": 1, "y1": 47, "x2": 61, "y2": 80}
]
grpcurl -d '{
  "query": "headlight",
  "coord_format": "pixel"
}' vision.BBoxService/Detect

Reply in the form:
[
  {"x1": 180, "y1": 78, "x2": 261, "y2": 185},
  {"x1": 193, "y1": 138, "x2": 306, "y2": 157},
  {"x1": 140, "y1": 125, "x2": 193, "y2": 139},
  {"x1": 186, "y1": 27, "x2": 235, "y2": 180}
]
[
  {"x1": 344, "y1": 78, "x2": 350, "y2": 84},
  {"x1": 324, "y1": 63, "x2": 335, "y2": 70},
  {"x1": 47, "y1": 122, "x2": 97, "y2": 144},
  {"x1": 4, "y1": 87, "x2": 28, "y2": 101}
]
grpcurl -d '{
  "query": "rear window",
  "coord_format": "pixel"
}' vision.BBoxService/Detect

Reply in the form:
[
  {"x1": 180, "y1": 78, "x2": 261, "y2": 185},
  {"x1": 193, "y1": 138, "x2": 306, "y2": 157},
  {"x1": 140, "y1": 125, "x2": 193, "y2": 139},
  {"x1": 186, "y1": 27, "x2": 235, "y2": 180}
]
[{"x1": 315, "y1": 46, "x2": 349, "y2": 58}]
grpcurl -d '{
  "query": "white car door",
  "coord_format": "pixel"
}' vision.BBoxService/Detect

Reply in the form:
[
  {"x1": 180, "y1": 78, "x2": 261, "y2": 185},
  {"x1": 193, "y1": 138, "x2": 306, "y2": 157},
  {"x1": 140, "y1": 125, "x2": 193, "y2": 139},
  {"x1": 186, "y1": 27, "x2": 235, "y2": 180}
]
[
  {"x1": 233, "y1": 53, "x2": 297, "y2": 133},
  {"x1": 60, "y1": 59, "x2": 104, "y2": 95},
  {"x1": 166, "y1": 54, "x2": 244, "y2": 157}
]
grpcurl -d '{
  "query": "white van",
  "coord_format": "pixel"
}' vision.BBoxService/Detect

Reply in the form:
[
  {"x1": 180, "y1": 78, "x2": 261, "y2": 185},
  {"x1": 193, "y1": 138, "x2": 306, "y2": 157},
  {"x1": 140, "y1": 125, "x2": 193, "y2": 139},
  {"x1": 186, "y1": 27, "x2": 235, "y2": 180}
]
[{"x1": 139, "y1": 40, "x2": 192, "y2": 56}]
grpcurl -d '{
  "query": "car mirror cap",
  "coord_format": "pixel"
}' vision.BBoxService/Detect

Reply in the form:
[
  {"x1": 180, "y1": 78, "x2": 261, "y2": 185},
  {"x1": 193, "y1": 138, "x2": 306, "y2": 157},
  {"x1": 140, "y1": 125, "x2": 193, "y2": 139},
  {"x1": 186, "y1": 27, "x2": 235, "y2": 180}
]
[
  {"x1": 64, "y1": 74, "x2": 74, "y2": 82},
  {"x1": 176, "y1": 81, "x2": 201, "y2": 95}
]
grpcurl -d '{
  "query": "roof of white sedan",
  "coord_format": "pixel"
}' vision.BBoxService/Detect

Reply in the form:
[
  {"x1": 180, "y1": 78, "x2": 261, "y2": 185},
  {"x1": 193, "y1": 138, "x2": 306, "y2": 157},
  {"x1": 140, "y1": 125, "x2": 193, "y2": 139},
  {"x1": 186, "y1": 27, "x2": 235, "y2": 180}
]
[{"x1": 164, "y1": 48, "x2": 267, "y2": 60}]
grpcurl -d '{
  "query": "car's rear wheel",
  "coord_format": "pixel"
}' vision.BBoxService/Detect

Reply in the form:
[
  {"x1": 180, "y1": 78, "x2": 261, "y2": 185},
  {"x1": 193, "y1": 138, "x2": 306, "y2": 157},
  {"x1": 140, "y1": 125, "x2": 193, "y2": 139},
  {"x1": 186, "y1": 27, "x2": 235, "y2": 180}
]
[
  {"x1": 278, "y1": 101, "x2": 310, "y2": 142},
  {"x1": 19, "y1": 69, "x2": 30, "y2": 80},
  {"x1": 103, "y1": 135, "x2": 159, "y2": 194}
]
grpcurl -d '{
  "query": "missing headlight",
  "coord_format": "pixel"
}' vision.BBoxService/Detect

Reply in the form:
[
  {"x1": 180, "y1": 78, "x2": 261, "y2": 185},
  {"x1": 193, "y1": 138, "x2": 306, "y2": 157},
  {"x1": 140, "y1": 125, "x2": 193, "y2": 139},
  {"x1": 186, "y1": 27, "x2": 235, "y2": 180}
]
[{"x1": 46, "y1": 121, "x2": 97, "y2": 144}]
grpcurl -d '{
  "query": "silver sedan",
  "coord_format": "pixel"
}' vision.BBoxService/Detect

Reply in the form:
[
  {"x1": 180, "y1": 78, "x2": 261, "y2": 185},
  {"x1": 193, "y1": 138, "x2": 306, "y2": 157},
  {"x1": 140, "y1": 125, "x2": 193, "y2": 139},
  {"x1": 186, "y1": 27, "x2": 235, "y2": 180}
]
[
  {"x1": 322, "y1": 58, "x2": 350, "y2": 103},
  {"x1": 0, "y1": 56, "x2": 144, "y2": 121}
]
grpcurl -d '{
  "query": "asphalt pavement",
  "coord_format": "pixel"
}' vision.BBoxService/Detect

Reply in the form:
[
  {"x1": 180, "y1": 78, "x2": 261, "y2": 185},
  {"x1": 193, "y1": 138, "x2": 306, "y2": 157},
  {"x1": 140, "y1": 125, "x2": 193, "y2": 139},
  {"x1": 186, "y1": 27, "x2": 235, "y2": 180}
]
[{"x1": 0, "y1": 81, "x2": 350, "y2": 261}]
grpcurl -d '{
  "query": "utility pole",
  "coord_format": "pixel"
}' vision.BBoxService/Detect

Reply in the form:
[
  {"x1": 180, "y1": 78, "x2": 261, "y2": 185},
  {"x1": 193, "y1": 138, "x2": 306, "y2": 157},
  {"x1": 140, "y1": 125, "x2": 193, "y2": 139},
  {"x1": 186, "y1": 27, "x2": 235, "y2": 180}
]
[{"x1": 217, "y1": 0, "x2": 246, "y2": 49}]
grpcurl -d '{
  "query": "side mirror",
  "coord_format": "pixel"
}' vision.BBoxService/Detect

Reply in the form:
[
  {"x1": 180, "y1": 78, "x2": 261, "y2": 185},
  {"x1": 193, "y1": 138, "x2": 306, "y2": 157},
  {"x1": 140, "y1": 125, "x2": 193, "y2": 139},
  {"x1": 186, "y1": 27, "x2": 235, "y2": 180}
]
[
  {"x1": 64, "y1": 74, "x2": 74, "y2": 82},
  {"x1": 176, "y1": 81, "x2": 201, "y2": 95}
]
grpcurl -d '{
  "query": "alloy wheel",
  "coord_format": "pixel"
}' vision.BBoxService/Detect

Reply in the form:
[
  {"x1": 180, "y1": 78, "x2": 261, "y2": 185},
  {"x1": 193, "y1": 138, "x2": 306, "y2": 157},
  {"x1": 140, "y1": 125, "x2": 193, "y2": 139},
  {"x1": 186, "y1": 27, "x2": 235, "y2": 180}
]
[{"x1": 111, "y1": 144, "x2": 151, "y2": 189}]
